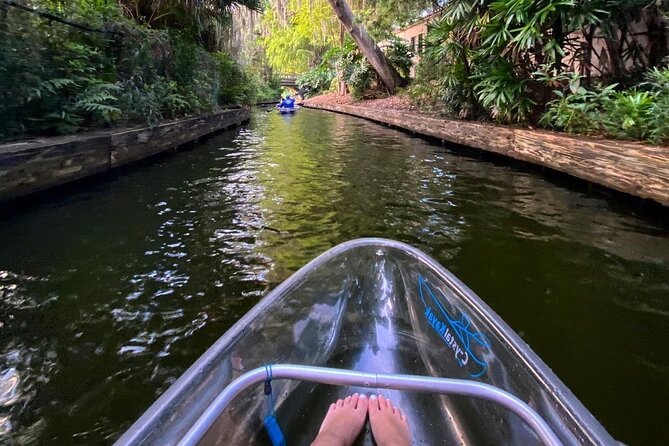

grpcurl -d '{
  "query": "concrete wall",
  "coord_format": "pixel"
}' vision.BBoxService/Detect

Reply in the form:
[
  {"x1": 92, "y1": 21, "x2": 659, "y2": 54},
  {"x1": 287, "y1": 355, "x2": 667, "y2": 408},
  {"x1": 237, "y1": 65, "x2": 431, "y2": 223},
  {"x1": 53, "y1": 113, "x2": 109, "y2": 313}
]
[{"x1": 0, "y1": 108, "x2": 250, "y2": 203}]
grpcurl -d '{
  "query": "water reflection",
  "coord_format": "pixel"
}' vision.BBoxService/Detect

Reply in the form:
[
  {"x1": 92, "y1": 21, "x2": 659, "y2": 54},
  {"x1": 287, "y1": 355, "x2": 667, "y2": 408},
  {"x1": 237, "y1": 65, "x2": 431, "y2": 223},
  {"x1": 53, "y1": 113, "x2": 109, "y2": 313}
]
[{"x1": 0, "y1": 109, "x2": 667, "y2": 445}]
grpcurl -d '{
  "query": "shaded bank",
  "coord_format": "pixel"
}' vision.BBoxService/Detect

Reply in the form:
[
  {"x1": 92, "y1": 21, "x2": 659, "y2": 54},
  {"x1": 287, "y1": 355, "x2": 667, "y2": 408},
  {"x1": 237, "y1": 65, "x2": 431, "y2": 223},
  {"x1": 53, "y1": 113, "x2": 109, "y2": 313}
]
[
  {"x1": 303, "y1": 100, "x2": 669, "y2": 207},
  {"x1": 0, "y1": 109, "x2": 250, "y2": 204}
]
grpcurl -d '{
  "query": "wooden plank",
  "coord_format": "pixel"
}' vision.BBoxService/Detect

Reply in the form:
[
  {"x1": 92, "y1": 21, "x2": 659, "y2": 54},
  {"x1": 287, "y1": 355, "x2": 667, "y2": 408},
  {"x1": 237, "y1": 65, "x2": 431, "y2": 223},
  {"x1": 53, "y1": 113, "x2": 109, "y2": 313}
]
[
  {"x1": 511, "y1": 129, "x2": 669, "y2": 203},
  {"x1": 0, "y1": 134, "x2": 111, "y2": 201},
  {"x1": 110, "y1": 110, "x2": 248, "y2": 168},
  {"x1": 0, "y1": 109, "x2": 250, "y2": 203},
  {"x1": 307, "y1": 103, "x2": 514, "y2": 154},
  {"x1": 304, "y1": 102, "x2": 669, "y2": 206}
]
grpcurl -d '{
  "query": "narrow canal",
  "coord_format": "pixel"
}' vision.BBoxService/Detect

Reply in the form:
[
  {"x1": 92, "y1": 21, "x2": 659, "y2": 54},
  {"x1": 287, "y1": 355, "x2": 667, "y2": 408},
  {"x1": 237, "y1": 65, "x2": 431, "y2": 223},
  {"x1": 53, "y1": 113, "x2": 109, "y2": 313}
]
[{"x1": 0, "y1": 109, "x2": 667, "y2": 445}]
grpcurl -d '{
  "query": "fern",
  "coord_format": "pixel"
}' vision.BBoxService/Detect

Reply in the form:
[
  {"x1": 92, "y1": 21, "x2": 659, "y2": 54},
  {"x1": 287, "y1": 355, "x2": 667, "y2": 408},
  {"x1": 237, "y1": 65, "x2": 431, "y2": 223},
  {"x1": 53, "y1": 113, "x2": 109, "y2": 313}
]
[
  {"x1": 28, "y1": 78, "x2": 79, "y2": 101},
  {"x1": 73, "y1": 82, "x2": 122, "y2": 123}
]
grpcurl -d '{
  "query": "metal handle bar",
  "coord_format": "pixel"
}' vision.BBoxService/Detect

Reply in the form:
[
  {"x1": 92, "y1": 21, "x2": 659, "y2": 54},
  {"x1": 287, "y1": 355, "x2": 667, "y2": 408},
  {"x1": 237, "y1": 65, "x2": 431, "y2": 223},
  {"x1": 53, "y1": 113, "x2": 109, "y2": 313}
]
[{"x1": 177, "y1": 364, "x2": 563, "y2": 446}]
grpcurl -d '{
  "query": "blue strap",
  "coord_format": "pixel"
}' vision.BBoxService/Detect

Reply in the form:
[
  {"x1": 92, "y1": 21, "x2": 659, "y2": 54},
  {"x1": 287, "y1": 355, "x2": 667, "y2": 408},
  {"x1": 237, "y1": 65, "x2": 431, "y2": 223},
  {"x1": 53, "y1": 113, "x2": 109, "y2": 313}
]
[
  {"x1": 263, "y1": 365, "x2": 286, "y2": 446},
  {"x1": 264, "y1": 415, "x2": 286, "y2": 446}
]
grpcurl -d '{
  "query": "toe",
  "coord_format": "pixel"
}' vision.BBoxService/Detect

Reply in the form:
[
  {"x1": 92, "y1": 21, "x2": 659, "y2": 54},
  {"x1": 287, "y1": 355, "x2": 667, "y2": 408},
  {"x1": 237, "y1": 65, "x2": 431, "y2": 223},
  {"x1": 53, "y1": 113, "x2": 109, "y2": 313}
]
[
  {"x1": 336, "y1": 398, "x2": 345, "y2": 408},
  {"x1": 350, "y1": 393, "x2": 359, "y2": 408},
  {"x1": 356, "y1": 394, "x2": 368, "y2": 411},
  {"x1": 369, "y1": 394, "x2": 380, "y2": 412},
  {"x1": 329, "y1": 403, "x2": 336, "y2": 411},
  {"x1": 344, "y1": 395, "x2": 352, "y2": 406},
  {"x1": 378, "y1": 395, "x2": 391, "y2": 411}
]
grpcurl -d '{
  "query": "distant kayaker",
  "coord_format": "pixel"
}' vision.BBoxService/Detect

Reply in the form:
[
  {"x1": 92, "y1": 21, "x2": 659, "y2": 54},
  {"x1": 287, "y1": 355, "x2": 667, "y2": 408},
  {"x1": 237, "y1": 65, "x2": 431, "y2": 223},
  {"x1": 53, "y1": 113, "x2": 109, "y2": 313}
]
[
  {"x1": 311, "y1": 394, "x2": 411, "y2": 446},
  {"x1": 277, "y1": 94, "x2": 296, "y2": 109}
]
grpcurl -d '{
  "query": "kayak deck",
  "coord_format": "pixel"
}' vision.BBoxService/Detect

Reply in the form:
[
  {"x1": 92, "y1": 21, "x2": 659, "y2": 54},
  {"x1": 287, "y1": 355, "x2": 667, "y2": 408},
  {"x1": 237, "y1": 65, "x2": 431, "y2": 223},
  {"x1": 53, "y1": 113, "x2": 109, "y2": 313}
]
[{"x1": 116, "y1": 238, "x2": 615, "y2": 445}]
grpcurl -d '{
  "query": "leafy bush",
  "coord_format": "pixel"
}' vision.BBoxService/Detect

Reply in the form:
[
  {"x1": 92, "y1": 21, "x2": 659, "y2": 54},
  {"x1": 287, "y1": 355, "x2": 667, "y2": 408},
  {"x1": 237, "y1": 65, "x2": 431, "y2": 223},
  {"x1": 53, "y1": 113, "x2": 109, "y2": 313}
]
[
  {"x1": 541, "y1": 65, "x2": 669, "y2": 145},
  {"x1": 346, "y1": 58, "x2": 374, "y2": 99},
  {"x1": 297, "y1": 43, "x2": 356, "y2": 97},
  {"x1": 383, "y1": 37, "x2": 413, "y2": 79},
  {"x1": 412, "y1": 0, "x2": 669, "y2": 128},
  {"x1": 540, "y1": 84, "x2": 617, "y2": 135},
  {"x1": 297, "y1": 67, "x2": 336, "y2": 96},
  {"x1": 253, "y1": 74, "x2": 282, "y2": 102},
  {"x1": 0, "y1": 1, "x2": 258, "y2": 141}
]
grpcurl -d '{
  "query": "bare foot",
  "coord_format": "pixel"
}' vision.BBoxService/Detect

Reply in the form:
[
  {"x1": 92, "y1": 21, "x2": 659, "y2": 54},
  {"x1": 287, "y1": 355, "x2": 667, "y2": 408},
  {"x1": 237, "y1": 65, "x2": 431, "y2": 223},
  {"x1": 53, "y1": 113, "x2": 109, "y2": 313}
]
[
  {"x1": 368, "y1": 395, "x2": 411, "y2": 446},
  {"x1": 311, "y1": 393, "x2": 369, "y2": 446}
]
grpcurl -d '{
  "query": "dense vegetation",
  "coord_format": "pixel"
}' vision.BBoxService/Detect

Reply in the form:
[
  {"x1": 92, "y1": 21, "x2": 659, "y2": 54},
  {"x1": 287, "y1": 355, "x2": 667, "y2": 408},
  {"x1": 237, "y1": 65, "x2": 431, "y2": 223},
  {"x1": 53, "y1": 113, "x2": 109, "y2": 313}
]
[
  {"x1": 297, "y1": 37, "x2": 413, "y2": 99},
  {"x1": 410, "y1": 0, "x2": 669, "y2": 144},
  {"x1": 260, "y1": 0, "x2": 421, "y2": 98},
  {"x1": 266, "y1": 0, "x2": 669, "y2": 144},
  {"x1": 0, "y1": 0, "x2": 280, "y2": 142},
  {"x1": 3, "y1": 0, "x2": 668, "y2": 145},
  {"x1": 259, "y1": 0, "x2": 430, "y2": 74}
]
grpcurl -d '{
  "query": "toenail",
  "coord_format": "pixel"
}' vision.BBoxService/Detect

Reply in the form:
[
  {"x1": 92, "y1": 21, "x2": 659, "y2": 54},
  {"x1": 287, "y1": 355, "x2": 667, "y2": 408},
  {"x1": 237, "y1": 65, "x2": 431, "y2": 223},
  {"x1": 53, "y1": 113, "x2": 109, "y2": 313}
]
[
  {"x1": 370, "y1": 395, "x2": 376, "y2": 400},
  {"x1": 359, "y1": 394, "x2": 367, "y2": 399}
]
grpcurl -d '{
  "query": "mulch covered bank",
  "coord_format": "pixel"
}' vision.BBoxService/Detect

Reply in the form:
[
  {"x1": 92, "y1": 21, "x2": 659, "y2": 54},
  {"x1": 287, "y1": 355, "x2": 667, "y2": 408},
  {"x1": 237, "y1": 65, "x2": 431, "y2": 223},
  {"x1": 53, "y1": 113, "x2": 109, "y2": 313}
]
[{"x1": 304, "y1": 93, "x2": 418, "y2": 112}]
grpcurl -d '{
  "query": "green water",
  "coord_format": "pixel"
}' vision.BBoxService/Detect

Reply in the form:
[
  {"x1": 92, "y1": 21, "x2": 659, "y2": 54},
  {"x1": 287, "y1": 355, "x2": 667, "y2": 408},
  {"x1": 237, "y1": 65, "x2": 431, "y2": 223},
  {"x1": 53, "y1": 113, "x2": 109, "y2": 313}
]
[{"x1": 0, "y1": 109, "x2": 667, "y2": 445}]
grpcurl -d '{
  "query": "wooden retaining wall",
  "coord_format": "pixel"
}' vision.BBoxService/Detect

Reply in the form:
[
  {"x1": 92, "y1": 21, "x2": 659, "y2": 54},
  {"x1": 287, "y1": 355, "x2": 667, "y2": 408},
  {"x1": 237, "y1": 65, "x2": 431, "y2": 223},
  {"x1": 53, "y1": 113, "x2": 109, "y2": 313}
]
[
  {"x1": 303, "y1": 103, "x2": 669, "y2": 206},
  {"x1": 0, "y1": 108, "x2": 250, "y2": 203}
]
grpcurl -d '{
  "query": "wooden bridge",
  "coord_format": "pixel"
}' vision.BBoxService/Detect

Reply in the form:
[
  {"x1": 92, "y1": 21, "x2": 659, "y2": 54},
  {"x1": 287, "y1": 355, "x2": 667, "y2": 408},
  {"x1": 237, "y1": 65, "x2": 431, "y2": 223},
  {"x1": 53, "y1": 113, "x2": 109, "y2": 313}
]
[{"x1": 278, "y1": 74, "x2": 298, "y2": 88}]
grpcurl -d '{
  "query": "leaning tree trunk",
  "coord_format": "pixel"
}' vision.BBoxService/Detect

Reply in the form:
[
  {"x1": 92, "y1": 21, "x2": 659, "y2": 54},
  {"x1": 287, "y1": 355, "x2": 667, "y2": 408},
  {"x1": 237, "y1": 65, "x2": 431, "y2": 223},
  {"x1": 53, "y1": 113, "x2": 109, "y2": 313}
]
[{"x1": 326, "y1": 0, "x2": 407, "y2": 94}]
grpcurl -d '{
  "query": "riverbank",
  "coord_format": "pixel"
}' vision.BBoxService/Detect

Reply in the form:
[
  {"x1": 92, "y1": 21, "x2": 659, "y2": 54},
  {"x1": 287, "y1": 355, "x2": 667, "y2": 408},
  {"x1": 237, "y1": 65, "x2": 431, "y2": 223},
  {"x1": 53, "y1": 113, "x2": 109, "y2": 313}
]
[
  {"x1": 0, "y1": 108, "x2": 250, "y2": 204},
  {"x1": 304, "y1": 95, "x2": 669, "y2": 207}
]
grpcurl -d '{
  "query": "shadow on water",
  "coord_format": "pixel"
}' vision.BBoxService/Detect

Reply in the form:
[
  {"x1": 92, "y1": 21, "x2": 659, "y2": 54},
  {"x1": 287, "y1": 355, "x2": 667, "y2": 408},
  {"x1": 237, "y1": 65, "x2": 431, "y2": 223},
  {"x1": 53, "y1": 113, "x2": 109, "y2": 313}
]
[{"x1": 0, "y1": 108, "x2": 667, "y2": 444}]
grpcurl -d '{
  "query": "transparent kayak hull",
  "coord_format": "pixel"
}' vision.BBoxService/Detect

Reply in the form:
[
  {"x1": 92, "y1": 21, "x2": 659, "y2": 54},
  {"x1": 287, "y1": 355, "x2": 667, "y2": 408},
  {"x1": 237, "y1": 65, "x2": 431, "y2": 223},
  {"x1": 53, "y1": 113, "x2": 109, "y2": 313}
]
[{"x1": 116, "y1": 239, "x2": 616, "y2": 446}]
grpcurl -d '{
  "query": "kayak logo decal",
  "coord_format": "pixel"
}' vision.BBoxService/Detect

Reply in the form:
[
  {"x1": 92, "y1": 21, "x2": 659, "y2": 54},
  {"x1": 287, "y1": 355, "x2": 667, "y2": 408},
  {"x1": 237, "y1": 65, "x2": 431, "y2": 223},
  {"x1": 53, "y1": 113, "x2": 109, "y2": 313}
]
[{"x1": 418, "y1": 275, "x2": 491, "y2": 378}]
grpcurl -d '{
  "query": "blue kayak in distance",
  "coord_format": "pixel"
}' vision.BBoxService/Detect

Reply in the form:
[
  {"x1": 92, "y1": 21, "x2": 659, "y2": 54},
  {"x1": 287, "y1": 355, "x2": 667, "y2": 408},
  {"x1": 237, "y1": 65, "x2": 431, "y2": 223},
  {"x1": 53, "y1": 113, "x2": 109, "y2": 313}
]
[
  {"x1": 115, "y1": 238, "x2": 617, "y2": 446},
  {"x1": 277, "y1": 107, "x2": 297, "y2": 114}
]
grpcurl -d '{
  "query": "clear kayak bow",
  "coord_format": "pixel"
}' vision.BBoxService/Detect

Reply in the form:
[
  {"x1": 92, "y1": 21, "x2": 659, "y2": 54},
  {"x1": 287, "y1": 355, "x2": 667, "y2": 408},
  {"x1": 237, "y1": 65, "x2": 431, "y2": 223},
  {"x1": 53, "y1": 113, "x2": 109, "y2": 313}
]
[{"x1": 115, "y1": 239, "x2": 617, "y2": 446}]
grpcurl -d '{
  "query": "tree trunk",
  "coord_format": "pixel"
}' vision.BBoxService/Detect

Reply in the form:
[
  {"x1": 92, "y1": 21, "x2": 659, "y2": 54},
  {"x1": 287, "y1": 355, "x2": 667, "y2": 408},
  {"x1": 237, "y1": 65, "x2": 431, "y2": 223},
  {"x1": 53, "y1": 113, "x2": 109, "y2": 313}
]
[
  {"x1": 338, "y1": 23, "x2": 347, "y2": 95},
  {"x1": 325, "y1": 0, "x2": 407, "y2": 93}
]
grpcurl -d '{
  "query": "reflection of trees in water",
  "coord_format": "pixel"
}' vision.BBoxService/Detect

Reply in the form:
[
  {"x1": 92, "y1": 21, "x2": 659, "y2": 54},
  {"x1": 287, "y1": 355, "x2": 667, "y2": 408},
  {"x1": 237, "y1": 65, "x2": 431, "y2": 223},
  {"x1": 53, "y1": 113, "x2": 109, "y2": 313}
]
[
  {"x1": 309, "y1": 114, "x2": 466, "y2": 252},
  {"x1": 488, "y1": 170, "x2": 669, "y2": 264},
  {"x1": 253, "y1": 111, "x2": 346, "y2": 282}
]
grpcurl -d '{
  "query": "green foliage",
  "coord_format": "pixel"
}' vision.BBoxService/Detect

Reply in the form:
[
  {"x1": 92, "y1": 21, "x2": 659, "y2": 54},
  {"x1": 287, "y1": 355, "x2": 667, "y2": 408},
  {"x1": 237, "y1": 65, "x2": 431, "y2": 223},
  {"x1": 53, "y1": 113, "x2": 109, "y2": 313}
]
[
  {"x1": 605, "y1": 90, "x2": 655, "y2": 140},
  {"x1": 298, "y1": 35, "x2": 413, "y2": 99},
  {"x1": 0, "y1": 0, "x2": 261, "y2": 141},
  {"x1": 347, "y1": 58, "x2": 374, "y2": 99},
  {"x1": 254, "y1": 74, "x2": 282, "y2": 102},
  {"x1": 541, "y1": 65, "x2": 669, "y2": 145},
  {"x1": 473, "y1": 61, "x2": 535, "y2": 122},
  {"x1": 297, "y1": 67, "x2": 336, "y2": 96},
  {"x1": 364, "y1": 0, "x2": 434, "y2": 39},
  {"x1": 215, "y1": 52, "x2": 277, "y2": 106},
  {"x1": 118, "y1": 0, "x2": 262, "y2": 51},
  {"x1": 260, "y1": 0, "x2": 427, "y2": 74},
  {"x1": 116, "y1": 75, "x2": 192, "y2": 125},
  {"x1": 411, "y1": 0, "x2": 669, "y2": 139},
  {"x1": 296, "y1": 43, "x2": 356, "y2": 96},
  {"x1": 260, "y1": 0, "x2": 341, "y2": 73},
  {"x1": 540, "y1": 83, "x2": 617, "y2": 134},
  {"x1": 383, "y1": 37, "x2": 414, "y2": 79}
]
